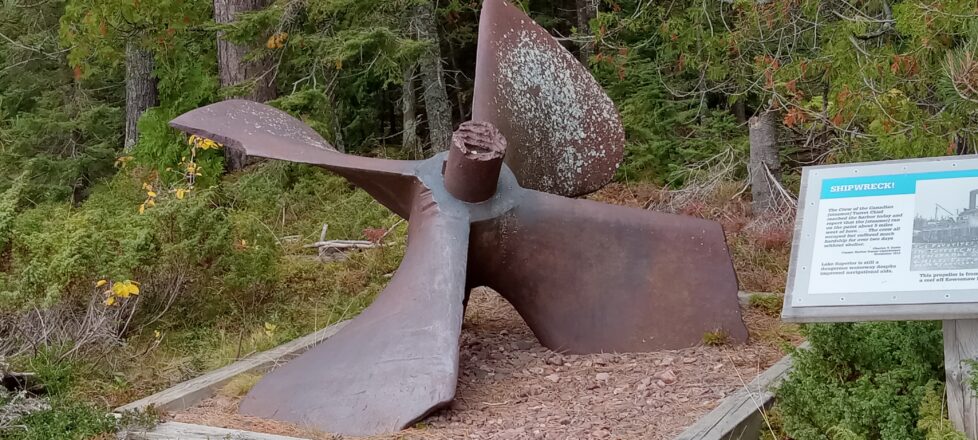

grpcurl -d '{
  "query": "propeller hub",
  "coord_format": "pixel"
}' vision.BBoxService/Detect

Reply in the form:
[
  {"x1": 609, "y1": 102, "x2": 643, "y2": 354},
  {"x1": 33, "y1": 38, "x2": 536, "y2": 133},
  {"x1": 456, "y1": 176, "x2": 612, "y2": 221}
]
[{"x1": 444, "y1": 121, "x2": 507, "y2": 203}]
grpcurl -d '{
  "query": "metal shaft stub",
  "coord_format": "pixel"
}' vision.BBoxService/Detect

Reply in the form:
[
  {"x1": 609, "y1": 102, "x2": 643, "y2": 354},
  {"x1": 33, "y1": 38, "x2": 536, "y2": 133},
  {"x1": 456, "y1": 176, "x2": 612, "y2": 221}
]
[{"x1": 444, "y1": 121, "x2": 507, "y2": 203}]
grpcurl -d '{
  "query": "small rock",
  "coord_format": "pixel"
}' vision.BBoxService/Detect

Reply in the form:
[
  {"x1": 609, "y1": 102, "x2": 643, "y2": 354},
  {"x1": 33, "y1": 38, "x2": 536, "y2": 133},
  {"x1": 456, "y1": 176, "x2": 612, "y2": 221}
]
[
  {"x1": 656, "y1": 380, "x2": 667, "y2": 388},
  {"x1": 545, "y1": 355, "x2": 564, "y2": 365},
  {"x1": 683, "y1": 357, "x2": 697, "y2": 364},
  {"x1": 545, "y1": 373, "x2": 561, "y2": 383},
  {"x1": 595, "y1": 372, "x2": 611, "y2": 381},
  {"x1": 655, "y1": 369, "x2": 678, "y2": 383},
  {"x1": 659, "y1": 357, "x2": 674, "y2": 366},
  {"x1": 516, "y1": 341, "x2": 535, "y2": 350},
  {"x1": 613, "y1": 387, "x2": 624, "y2": 395}
]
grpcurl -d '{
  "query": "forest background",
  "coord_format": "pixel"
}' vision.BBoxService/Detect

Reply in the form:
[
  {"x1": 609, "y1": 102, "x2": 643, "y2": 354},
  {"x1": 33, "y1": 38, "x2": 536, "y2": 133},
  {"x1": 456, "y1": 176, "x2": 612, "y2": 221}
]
[{"x1": 1, "y1": 0, "x2": 978, "y2": 438}]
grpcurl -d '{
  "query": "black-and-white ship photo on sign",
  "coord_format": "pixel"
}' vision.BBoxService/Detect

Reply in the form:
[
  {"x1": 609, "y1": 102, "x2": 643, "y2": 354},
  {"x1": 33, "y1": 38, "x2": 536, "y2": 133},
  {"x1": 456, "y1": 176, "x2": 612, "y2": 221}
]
[{"x1": 911, "y1": 177, "x2": 978, "y2": 271}]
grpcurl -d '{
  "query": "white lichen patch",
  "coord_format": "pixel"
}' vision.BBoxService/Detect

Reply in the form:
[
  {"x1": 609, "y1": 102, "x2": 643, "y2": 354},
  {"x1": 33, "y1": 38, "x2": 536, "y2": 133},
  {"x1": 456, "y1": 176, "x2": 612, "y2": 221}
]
[
  {"x1": 493, "y1": 28, "x2": 623, "y2": 195},
  {"x1": 203, "y1": 101, "x2": 334, "y2": 153}
]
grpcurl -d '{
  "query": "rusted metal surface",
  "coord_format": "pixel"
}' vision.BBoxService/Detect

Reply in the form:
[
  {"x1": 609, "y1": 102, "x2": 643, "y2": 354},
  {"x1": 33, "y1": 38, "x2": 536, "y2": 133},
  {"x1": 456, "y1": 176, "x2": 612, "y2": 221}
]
[
  {"x1": 168, "y1": 0, "x2": 746, "y2": 435},
  {"x1": 170, "y1": 99, "x2": 420, "y2": 218},
  {"x1": 467, "y1": 191, "x2": 748, "y2": 353},
  {"x1": 239, "y1": 188, "x2": 470, "y2": 435},
  {"x1": 444, "y1": 121, "x2": 507, "y2": 203},
  {"x1": 472, "y1": 0, "x2": 625, "y2": 197}
]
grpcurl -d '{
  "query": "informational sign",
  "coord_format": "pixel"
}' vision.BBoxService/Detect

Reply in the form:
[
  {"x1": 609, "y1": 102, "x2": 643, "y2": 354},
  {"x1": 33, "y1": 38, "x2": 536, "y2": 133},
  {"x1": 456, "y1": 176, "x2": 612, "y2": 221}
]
[{"x1": 782, "y1": 156, "x2": 978, "y2": 322}]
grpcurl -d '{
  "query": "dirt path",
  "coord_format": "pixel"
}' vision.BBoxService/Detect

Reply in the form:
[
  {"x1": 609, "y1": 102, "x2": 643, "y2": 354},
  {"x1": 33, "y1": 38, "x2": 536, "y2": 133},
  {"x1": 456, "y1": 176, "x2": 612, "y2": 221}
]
[{"x1": 172, "y1": 289, "x2": 796, "y2": 439}]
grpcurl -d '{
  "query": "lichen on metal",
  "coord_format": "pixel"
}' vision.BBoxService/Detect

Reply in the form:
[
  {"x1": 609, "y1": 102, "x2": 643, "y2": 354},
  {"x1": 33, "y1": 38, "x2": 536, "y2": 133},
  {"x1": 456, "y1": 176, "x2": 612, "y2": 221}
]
[{"x1": 169, "y1": 0, "x2": 747, "y2": 436}]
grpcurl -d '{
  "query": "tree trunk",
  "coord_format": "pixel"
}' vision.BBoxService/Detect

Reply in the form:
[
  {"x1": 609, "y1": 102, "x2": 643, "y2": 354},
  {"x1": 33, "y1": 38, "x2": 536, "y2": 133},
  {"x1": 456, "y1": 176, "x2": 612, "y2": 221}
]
[
  {"x1": 749, "y1": 111, "x2": 781, "y2": 217},
  {"x1": 402, "y1": 64, "x2": 419, "y2": 154},
  {"x1": 576, "y1": 0, "x2": 597, "y2": 64},
  {"x1": 124, "y1": 41, "x2": 158, "y2": 152},
  {"x1": 732, "y1": 99, "x2": 747, "y2": 124},
  {"x1": 215, "y1": 0, "x2": 277, "y2": 171},
  {"x1": 325, "y1": 76, "x2": 346, "y2": 153},
  {"x1": 954, "y1": 134, "x2": 973, "y2": 155},
  {"x1": 411, "y1": 1, "x2": 453, "y2": 154}
]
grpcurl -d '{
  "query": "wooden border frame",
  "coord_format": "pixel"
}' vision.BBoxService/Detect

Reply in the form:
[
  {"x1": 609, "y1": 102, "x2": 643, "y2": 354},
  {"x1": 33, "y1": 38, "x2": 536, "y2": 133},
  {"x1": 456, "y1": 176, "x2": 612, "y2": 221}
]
[
  {"x1": 123, "y1": 422, "x2": 310, "y2": 440},
  {"x1": 674, "y1": 344, "x2": 807, "y2": 440},
  {"x1": 116, "y1": 320, "x2": 347, "y2": 414},
  {"x1": 118, "y1": 310, "x2": 801, "y2": 439}
]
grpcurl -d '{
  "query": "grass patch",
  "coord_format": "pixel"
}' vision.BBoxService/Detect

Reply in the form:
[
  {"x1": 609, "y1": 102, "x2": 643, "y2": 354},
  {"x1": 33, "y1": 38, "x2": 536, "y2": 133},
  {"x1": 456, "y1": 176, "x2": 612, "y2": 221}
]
[
  {"x1": 1, "y1": 162, "x2": 406, "y2": 417},
  {"x1": 219, "y1": 373, "x2": 262, "y2": 398},
  {"x1": 749, "y1": 294, "x2": 784, "y2": 317},
  {"x1": 702, "y1": 329, "x2": 729, "y2": 346},
  {"x1": 2, "y1": 400, "x2": 115, "y2": 440}
]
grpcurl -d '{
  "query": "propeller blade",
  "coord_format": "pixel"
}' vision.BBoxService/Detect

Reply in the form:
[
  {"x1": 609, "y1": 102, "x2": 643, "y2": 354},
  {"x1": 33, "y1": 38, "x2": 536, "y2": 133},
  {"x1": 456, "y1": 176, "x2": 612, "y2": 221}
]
[
  {"x1": 239, "y1": 189, "x2": 470, "y2": 436},
  {"x1": 467, "y1": 190, "x2": 747, "y2": 353},
  {"x1": 472, "y1": 0, "x2": 625, "y2": 197},
  {"x1": 169, "y1": 100, "x2": 421, "y2": 218}
]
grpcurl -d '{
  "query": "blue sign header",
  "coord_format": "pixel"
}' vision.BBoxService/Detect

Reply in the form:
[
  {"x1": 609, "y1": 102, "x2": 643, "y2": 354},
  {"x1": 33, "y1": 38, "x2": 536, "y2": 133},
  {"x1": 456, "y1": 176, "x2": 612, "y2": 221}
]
[{"x1": 820, "y1": 169, "x2": 978, "y2": 199}]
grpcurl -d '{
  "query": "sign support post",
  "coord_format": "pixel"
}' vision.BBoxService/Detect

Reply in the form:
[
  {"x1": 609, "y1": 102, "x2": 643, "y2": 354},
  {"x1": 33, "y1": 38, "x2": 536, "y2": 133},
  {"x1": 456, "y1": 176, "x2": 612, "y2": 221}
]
[
  {"x1": 781, "y1": 156, "x2": 978, "y2": 439},
  {"x1": 944, "y1": 319, "x2": 978, "y2": 438}
]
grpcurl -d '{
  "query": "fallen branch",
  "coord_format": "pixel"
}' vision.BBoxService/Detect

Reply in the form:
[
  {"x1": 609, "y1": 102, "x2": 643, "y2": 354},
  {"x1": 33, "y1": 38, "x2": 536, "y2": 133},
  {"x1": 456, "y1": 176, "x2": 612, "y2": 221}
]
[
  {"x1": 305, "y1": 224, "x2": 384, "y2": 261},
  {"x1": 303, "y1": 241, "x2": 379, "y2": 250}
]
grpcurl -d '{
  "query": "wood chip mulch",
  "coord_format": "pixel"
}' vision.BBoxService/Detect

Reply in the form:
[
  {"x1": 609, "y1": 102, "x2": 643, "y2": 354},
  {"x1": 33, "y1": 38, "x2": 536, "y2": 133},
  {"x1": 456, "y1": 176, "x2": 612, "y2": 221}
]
[{"x1": 170, "y1": 289, "x2": 799, "y2": 440}]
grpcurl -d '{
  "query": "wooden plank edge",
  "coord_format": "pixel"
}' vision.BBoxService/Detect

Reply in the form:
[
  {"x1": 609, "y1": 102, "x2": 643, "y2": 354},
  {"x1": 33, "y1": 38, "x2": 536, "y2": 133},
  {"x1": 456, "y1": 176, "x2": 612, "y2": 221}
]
[
  {"x1": 115, "y1": 320, "x2": 349, "y2": 414},
  {"x1": 674, "y1": 342, "x2": 810, "y2": 440},
  {"x1": 122, "y1": 421, "x2": 309, "y2": 440}
]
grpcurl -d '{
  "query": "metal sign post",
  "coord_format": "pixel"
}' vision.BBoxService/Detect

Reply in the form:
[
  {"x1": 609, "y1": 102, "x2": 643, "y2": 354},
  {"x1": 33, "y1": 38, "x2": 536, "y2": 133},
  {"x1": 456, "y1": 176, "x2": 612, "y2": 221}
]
[{"x1": 782, "y1": 155, "x2": 978, "y2": 437}]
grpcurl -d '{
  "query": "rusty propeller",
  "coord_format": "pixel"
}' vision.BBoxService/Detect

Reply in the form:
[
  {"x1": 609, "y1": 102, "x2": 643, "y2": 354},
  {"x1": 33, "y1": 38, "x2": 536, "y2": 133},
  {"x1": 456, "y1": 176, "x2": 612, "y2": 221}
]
[{"x1": 169, "y1": 0, "x2": 746, "y2": 435}]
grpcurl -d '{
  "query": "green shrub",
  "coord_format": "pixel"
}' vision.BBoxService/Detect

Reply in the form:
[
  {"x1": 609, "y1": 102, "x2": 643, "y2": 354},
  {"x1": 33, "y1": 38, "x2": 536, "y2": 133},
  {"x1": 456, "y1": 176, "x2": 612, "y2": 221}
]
[
  {"x1": 2, "y1": 400, "x2": 115, "y2": 440},
  {"x1": 777, "y1": 321, "x2": 946, "y2": 440},
  {"x1": 0, "y1": 170, "x2": 28, "y2": 254},
  {"x1": 19, "y1": 346, "x2": 81, "y2": 397},
  {"x1": 917, "y1": 386, "x2": 967, "y2": 440}
]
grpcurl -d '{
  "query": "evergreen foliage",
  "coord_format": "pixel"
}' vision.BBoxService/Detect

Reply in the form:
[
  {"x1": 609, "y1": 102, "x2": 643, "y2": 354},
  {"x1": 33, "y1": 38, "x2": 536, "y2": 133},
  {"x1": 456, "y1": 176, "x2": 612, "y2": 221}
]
[
  {"x1": 778, "y1": 322, "x2": 946, "y2": 439},
  {"x1": 1, "y1": 0, "x2": 977, "y2": 436}
]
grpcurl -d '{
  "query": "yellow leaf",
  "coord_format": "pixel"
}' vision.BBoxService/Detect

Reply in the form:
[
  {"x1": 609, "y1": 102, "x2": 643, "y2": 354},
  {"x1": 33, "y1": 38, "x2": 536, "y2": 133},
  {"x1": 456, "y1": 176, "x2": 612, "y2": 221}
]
[
  {"x1": 142, "y1": 182, "x2": 152, "y2": 191},
  {"x1": 267, "y1": 32, "x2": 288, "y2": 49},
  {"x1": 175, "y1": 188, "x2": 187, "y2": 200},
  {"x1": 112, "y1": 280, "x2": 140, "y2": 298},
  {"x1": 154, "y1": 330, "x2": 161, "y2": 339},
  {"x1": 146, "y1": 199, "x2": 156, "y2": 208},
  {"x1": 104, "y1": 295, "x2": 116, "y2": 306},
  {"x1": 114, "y1": 156, "x2": 134, "y2": 168},
  {"x1": 95, "y1": 279, "x2": 108, "y2": 288},
  {"x1": 146, "y1": 191, "x2": 157, "y2": 198},
  {"x1": 138, "y1": 203, "x2": 146, "y2": 214}
]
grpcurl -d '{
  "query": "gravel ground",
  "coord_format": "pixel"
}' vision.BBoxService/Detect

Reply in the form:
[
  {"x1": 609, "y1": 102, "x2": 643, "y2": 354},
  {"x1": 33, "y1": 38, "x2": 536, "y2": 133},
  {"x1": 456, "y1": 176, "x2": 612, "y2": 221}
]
[{"x1": 171, "y1": 288, "x2": 798, "y2": 440}]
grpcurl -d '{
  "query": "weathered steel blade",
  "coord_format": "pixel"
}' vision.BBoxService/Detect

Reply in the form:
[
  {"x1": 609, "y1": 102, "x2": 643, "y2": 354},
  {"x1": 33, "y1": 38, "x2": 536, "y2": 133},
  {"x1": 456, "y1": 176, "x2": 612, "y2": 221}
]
[
  {"x1": 472, "y1": 0, "x2": 625, "y2": 197},
  {"x1": 468, "y1": 190, "x2": 748, "y2": 353},
  {"x1": 239, "y1": 189, "x2": 470, "y2": 436},
  {"x1": 169, "y1": 100, "x2": 421, "y2": 218}
]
